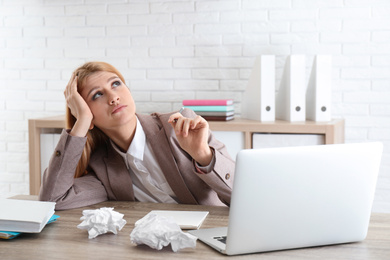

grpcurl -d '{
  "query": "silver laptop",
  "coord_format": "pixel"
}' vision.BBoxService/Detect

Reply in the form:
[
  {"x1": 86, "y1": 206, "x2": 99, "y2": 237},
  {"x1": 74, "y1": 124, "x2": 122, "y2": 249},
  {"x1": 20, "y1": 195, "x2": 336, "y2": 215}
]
[{"x1": 189, "y1": 142, "x2": 383, "y2": 255}]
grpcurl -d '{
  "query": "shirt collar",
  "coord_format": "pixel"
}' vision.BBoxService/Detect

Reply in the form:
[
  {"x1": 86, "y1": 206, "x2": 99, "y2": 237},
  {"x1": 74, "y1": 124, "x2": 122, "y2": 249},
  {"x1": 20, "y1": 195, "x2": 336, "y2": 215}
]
[
  {"x1": 111, "y1": 117, "x2": 146, "y2": 165},
  {"x1": 128, "y1": 117, "x2": 145, "y2": 161}
]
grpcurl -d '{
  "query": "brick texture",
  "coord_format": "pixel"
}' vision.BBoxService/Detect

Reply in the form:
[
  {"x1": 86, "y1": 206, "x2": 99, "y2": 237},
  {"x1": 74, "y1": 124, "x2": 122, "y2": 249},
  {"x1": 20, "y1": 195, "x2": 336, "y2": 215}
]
[{"x1": 0, "y1": 0, "x2": 389, "y2": 212}]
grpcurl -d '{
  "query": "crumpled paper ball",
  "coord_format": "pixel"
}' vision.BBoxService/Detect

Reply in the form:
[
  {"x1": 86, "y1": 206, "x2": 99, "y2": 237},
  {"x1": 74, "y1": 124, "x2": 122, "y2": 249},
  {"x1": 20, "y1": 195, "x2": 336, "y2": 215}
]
[
  {"x1": 77, "y1": 207, "x2": 126, "y2": 239},
  {"x1": 130, "y1": 213, "x2": 197, "y2": 252}
]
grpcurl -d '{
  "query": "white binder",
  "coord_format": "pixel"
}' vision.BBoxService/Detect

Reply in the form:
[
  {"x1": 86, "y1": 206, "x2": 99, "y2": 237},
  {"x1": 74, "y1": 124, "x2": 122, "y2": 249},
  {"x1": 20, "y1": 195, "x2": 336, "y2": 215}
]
[
  {"x1": 242, "y1": 55, "x2": 275, "y2": 122},
  {"x1": 276, "y1": 55, "x2": 306, "y2": 122},
  {"x1": 306, "y1": 55, "x2": 332, "y2": 121}
]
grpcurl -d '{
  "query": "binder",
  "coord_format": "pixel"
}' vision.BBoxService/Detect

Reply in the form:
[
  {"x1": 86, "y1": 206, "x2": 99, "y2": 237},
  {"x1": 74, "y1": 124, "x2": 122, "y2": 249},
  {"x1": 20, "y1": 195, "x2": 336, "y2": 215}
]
[
  {"x1": 276, "y1": 55, "x2": 306, "y2": 122},
  {"x1": 306, "y1": 55, "x2": 332, "y2": 121},
  {"x1": 242, "y1": 55, "x2": 275, "y2": 122}
]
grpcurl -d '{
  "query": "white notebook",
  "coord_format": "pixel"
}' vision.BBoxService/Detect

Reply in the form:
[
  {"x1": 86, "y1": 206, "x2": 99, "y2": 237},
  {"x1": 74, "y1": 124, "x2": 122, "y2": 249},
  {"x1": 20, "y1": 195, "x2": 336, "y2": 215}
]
[
  {"x1": 0, "y1": 199, "x2": 56, "y2": 233},
  {"x1": 142, "y1": 210, "x2": 209, "y2": 230}
]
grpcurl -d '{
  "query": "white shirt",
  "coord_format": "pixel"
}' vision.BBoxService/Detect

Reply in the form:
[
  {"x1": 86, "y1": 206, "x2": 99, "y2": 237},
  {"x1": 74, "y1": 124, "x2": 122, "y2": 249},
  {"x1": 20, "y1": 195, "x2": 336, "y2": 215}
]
[{"x1": 111, "y1": 117, "x2": 178, "y2": 204}]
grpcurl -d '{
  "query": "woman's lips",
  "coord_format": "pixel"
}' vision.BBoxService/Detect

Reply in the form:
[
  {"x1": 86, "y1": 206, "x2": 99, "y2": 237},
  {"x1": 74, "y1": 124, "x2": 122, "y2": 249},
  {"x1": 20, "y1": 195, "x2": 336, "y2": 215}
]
[{"x1": 112, "y1": 105, "x2": 127, "y2": 114}]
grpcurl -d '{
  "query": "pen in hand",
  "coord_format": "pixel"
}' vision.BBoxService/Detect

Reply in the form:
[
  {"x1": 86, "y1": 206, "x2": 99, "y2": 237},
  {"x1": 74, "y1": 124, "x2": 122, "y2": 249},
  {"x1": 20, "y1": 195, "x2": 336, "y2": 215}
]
[{"x1": 173, "y1": 107, "x2": 184, "y2": 123}]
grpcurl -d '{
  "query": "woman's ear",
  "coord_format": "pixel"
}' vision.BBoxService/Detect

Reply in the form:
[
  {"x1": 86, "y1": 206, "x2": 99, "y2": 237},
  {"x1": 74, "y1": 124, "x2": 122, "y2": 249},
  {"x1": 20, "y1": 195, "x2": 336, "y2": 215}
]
[{"x1": 89, "y1": 122, "x2": 94, "y2": 130}]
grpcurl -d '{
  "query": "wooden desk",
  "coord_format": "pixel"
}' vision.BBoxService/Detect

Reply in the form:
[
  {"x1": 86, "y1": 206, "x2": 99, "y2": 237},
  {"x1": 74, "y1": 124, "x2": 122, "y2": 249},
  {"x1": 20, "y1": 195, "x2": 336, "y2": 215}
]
[
  {"x1": 1, "y1": 196, "x2": 389, "y2": 260},
  {"x1": 28, "y1": 115, "x2": 344, "y2": 195}
]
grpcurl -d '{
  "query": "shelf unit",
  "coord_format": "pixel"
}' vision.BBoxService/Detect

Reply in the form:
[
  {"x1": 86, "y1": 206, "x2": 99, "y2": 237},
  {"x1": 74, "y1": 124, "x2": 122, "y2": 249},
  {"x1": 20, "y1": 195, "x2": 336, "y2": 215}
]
[{"x1": 28, "y1": 115, "x2": 344, "y2": 195}]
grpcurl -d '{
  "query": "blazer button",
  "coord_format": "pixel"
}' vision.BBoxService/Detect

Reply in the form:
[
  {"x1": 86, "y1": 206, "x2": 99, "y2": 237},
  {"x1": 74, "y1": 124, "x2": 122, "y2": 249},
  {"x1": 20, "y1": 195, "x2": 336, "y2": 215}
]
[
  {"x1": 55, "y1": 151, "x2": 61, "y2": 157},
  {"x1": 225, "y1": 173, "x2": 230, "y2": 180}
]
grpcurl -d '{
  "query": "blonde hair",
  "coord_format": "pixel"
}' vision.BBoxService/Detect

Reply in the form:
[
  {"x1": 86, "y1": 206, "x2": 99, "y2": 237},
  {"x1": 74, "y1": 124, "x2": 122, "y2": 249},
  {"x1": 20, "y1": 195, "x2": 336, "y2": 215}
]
[{"x1": 66, "y1": 61, "x2": 126, "y2": 178}]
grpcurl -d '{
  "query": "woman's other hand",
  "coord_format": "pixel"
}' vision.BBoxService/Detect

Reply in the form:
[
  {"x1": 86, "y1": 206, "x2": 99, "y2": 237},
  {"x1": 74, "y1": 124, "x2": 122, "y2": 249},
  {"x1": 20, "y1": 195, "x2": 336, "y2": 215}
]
[
  {"x1": 64, "y1": 72, "x2": 94, "y2": 137},
  {"x1": 168, "y1": 112, "x2": 212, "y2": 166}
]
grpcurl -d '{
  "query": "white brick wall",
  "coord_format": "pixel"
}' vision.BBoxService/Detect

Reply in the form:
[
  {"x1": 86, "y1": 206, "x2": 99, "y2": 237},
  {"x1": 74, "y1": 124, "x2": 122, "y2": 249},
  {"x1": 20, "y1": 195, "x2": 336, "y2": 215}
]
[{"x1": 0, "y1": 0, "x2": 389, "y2": 212}]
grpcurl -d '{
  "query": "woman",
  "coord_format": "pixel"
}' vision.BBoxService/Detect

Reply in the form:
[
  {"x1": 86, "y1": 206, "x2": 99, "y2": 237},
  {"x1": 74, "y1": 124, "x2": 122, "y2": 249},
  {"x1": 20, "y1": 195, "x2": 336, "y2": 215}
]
[{"x1": 39, "y1": 61, "x2": 235, "y2": 210}]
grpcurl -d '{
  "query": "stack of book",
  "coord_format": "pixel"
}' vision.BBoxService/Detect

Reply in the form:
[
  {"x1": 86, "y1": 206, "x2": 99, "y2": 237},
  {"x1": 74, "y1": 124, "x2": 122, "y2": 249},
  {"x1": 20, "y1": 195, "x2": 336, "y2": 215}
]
[
  {"x1": 0, "y1": 199, "x2": 58, "y2": 239},
  {"x1": 182, "y1": 99, "x2": 234, "y2": 121}
]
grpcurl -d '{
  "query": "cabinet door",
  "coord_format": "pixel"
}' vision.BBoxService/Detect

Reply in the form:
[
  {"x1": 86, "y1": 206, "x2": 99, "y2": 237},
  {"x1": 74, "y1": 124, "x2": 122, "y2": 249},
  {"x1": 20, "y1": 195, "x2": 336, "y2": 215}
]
[
  {"x1": 252, "y1": 133, "x2": 324, "y2": 149},
  {"x1": 40, "y1": 133, "x2": 61, "y2": 181},
  {"x1": 212, "y1": 131, "x2": 244, "y2": 160}
]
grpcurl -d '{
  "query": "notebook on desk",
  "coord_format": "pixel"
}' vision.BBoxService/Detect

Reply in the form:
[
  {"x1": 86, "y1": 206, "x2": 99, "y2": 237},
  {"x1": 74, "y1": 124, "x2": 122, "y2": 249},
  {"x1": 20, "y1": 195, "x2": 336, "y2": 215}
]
[{"x1": 189, "y1": 142, "x2": 383, "y2": 255}]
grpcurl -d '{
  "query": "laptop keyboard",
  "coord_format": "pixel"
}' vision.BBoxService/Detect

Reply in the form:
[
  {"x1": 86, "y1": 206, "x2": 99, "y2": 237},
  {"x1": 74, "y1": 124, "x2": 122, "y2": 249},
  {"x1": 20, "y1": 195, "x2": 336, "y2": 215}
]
[{"x1": 213, "y1": 236, "x2": 227, "y2": 244}]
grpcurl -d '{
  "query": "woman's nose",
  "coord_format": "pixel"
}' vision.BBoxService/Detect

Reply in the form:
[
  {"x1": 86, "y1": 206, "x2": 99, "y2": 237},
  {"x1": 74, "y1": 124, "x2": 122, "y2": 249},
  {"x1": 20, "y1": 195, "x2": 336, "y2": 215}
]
[{"x1": 109, "y1": 94, "x2": 120, "y2": 105}]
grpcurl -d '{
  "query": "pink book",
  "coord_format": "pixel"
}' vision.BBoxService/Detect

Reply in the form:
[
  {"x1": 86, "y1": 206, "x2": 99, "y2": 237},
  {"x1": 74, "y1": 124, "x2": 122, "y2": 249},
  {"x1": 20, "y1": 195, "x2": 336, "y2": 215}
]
[{"x1": 182, "y1": 99, "x2": 233, "y2": 106}]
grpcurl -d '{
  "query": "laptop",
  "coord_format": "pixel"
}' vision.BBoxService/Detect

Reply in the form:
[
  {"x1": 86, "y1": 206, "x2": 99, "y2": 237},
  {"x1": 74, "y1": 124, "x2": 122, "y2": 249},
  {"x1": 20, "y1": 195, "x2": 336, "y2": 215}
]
[{"x1": 189, "y1": 142, "x2": 383, "y2": 255}]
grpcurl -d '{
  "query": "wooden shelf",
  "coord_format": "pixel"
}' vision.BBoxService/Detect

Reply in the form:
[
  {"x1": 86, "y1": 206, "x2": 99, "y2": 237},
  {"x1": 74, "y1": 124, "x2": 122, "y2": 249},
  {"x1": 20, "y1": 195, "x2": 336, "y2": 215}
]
[
  {"x1": 28, "y1": 115, "x2": 344, "y2": 195},
  {"x1": 208, "y1": 117, "x2": 344, "y2": 149}
]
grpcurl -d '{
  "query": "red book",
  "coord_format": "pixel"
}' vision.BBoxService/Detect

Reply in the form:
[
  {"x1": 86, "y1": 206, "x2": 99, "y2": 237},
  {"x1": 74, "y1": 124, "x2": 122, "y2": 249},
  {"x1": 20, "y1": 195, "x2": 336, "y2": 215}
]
[{"x1": 182, "y1": 99, "x2": 233, "y2": 106}]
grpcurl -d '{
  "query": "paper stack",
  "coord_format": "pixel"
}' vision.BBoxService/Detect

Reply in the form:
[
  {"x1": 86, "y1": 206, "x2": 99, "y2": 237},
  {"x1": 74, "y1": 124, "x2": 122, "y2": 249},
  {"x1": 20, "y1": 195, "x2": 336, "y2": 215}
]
[
  {"x1": 183, "y1": 99, "x2": 235, "y2": 121},
  {"x1": 145, "y1": 210, "x2": 209, "y2": 230}
]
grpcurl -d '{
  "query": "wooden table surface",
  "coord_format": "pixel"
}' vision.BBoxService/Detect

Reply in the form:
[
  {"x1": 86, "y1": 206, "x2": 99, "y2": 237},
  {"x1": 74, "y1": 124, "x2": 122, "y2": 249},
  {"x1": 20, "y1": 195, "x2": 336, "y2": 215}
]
[{"x1": 1, "y1": 196, "x2": 389, "y2": 260}]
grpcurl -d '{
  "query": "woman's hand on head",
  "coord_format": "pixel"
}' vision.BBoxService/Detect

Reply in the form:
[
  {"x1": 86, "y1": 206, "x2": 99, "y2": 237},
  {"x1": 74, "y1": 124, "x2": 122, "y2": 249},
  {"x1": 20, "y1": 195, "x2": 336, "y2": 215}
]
[
  {"x1": 64, "y1": 72, "x2": 94, "y2": 137},
  {"x1": 168, "y1": 113, "x2": 213, "y2": 166}
]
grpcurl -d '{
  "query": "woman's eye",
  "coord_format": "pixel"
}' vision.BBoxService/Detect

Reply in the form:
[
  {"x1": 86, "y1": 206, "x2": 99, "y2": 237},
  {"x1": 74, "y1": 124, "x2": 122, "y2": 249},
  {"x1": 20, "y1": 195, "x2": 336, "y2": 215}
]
[
  {"x1": 92, "y1": 92, "x2": 102, "y2": 100},
  {"x1": 112, "y1": 81, "x2": 121, "y2": 87}
]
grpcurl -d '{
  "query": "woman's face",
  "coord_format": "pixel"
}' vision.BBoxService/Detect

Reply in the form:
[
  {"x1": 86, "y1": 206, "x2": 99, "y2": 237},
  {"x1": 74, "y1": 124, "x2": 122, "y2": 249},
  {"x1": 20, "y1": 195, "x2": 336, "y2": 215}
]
[{"x1": 80, "y1": 71, "x2": 136, "y2": 132}]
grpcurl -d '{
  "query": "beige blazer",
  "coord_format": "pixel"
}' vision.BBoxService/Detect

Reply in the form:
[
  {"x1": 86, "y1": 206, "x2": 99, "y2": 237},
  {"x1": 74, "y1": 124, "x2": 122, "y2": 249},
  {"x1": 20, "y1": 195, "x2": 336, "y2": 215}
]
[{"x1": 39, "y1": 109, "x2": 235, "y2": 210}]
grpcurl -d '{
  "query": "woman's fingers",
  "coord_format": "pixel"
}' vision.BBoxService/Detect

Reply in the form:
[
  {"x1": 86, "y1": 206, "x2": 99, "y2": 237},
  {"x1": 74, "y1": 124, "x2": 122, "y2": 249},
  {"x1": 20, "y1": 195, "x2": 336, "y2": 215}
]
[
  {"x1": 65, "y1": 72, "x2": 75, "y2": 92},
  {"x1": 172, "y1": 117, "x2": 203, "y2": 137},
  {"x1": 180, "y1": 118, "x2": 192, "y2": 137},
  {"x1": 64, "y1": 73, "x2": 89, "y2": 120},
  {"x1": 168, "y1": 112, "x2": 182, "y2": 124},
  {"x1": 191, "y1": 115, "x2": 203, "y2": 129}
]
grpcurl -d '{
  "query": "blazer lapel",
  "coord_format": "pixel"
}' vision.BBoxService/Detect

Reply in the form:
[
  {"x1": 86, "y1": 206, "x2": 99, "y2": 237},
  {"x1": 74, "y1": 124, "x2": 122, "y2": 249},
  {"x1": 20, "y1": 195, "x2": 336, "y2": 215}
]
[
  {"x1": 104, "y1": 144, "x2": 135, "y2": 201},
  {"x1": 138, "y1": 114, "x2": 198, "y2": 205}
]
